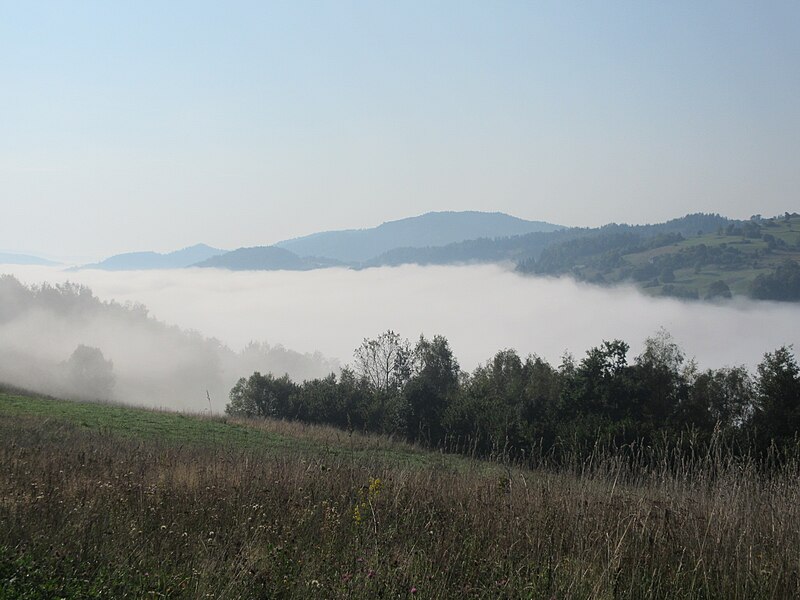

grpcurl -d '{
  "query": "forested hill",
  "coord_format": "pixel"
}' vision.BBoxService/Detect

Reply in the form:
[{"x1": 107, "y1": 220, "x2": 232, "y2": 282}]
[
  {"x1": 60, "y1": 212, "x2": 800, "y2": 302},
  {"x1": 366, "y1": 212, "x2": 733, "y2": 267},
  {"x1": 193, "y1": 246, "x2": 342, "y2": 271},
  {"x1": 517, "y1": 213, "x2": 800, "y2": 301},
  {"x1": 275, "y1": 211, "x2": 562, "y2": 263}
]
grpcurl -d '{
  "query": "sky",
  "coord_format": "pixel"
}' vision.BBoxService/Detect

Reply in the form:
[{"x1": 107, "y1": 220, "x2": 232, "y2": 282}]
[{"x1": 2, "y1": 1, "x2": 799, "y2": 261}]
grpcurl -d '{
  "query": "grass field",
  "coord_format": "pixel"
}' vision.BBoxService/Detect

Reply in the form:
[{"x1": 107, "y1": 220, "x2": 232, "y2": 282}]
[
  {"x1": 0, "y1": 393, "x2": 444, "y2": 468},
  {"x1": 2, "y1": 391, "x2": 799, "y2": 599}
]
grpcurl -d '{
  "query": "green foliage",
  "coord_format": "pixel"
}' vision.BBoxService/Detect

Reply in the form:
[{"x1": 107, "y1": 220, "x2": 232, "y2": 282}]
[
  {"x1": 445, "y1": 349, "x2": 529, "y2": 454},
  {"x1": 660, "y1": 284, "x2": 700, "y2": 300},
  {"x1": 682, "y1": 366, "x2": 753, "y2": 433},
  {"x1": 530, "y1": 231, "x2": 645, "y2": 275},
  {"x1": 226, "y1": 371, "x2": 299, "y2": 418},
  {"x1": 705, "y1": 279, "x2": 732, "y2": 300},
  {"x1": 753, "y1": 346, "x2": 800, "y2": 445},
  {"x1": 750, "y1": 259, "x2": 800, "y2": 301},
  {"x1": 405, "y1": 335, "x2": 459, "y2": 443},
  {"x1": 224, "y1": 330, "x2": 800, "y2": 464},
  {"x1": 516, "y1": 214, "x2": 800, "y2": 302}
]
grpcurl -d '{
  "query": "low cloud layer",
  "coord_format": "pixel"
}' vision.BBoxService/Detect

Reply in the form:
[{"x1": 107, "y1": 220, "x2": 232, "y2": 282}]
[
  {"x1": 0, "y1": 271, "x2": 338, "y2": 412},
  {"x1": 2, "y1": 264, "x2": 798, "y2": 411}
]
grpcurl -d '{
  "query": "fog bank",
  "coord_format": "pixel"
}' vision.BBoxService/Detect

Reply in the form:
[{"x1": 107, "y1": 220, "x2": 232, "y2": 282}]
[
  {"x1": 0, "y1": 272, "x2": 338, "y2": 412},
  {"x1": 4, "y1": 265, "x2": 798, "y2": 384}
]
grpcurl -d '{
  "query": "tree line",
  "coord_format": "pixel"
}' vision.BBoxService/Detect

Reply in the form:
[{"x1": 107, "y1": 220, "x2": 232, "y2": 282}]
[{"x1": 226, "y1": 330, "x2": 800, "y2": 463}]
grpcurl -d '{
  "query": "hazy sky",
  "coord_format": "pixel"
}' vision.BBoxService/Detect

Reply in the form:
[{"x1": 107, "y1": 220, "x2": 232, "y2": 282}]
[{"x1": 2, "y1": 1, "x2": 799, "y2": 261}]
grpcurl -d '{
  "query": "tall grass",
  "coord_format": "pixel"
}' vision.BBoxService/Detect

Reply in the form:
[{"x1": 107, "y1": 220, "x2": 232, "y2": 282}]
[{"x1": 1, "y1": 402, "x2": 798, "y2": 599}]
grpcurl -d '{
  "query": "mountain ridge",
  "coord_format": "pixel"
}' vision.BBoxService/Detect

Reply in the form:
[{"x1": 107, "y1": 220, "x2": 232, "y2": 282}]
[
  {"x1": 274, "y1": 210, "x2": 563, "y2": 263},
  {"x1": 78, "y1": 243, "x2": 225, "y2": 271},
  {"x1": 0, "y1": 252, "x2": 60, "y2": 266},
  {"x1": 193, "y1": 246, "x2": 342, "y2": 271}
]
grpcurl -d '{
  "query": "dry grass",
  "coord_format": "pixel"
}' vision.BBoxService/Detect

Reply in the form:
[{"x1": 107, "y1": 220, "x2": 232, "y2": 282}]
[{"x1": 1, "y1": 399, "x2": 799, "y2": 599}]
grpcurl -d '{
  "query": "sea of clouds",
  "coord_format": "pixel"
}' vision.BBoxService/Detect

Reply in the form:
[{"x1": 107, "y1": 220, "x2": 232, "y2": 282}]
[{"x1": 2, "y1": 263, "x2": 798, "y2": 411}]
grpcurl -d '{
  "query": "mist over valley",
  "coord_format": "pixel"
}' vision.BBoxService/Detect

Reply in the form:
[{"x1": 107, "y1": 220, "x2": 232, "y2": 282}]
[
  {"x1": 2, "y1": 263, "x2": 797, "y2": 413},
  {"x1": 4, "y1": 211, "x2": 798, "y2": 413}
]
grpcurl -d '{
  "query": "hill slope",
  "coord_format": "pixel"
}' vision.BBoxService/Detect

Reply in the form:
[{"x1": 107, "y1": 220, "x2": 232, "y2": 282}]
[
  {"x1": 193, "y1": 246, "x2": 340, "y2": 271},
  {"x1": 366, "y1": 213, "x2": 734, "y2": 268},
  {"x1": 1, "y1": 391, "x2": 797, "y2": 598},
  {"x1": 275, "y1": 211, "x2": 562, "y2": 263},
  {"x1": 517, "y1": 213, "x2": 800, "y2": 301},
  {"x1": 0, "y1": 252, "x2": 59, "y2": 266},
  {"x1": 0, "y1": 275, "x2": 337, "y2": 410},
  {"x1": 80, "y1": 243, "x2": 225, "y2": 270}
]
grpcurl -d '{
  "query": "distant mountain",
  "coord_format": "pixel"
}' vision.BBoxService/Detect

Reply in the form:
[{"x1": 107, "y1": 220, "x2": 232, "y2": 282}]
[
  {"x1": 365, "y1": 213, "x2": 735, "y2": 268},
  {"x1": 0, "y1": 252, "x2": 59, "y2": 266},
  {"x1": 275, "y1": 211, "x2": 563, "y2": 263},
  {"x1": 363, "y1": 231, "x2": 577, "y2": 268},
  {"x1": 81, "y1": 244, "x2": 225, "y2": 270},
  {"x1": 193, "y1": 246, "x2": 340, "y2": 271}
]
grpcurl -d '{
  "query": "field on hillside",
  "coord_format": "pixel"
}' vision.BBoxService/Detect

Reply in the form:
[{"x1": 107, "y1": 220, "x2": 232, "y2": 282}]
[
  {"x1": 567, "y1": 216, "x2": 800, "y2": 300},
  {"x1": 630, "y1": 217, "x2": 800, "y2": 298},
  {"x1": 2, "y1": 392, "x2": 799, "y2": 599}
]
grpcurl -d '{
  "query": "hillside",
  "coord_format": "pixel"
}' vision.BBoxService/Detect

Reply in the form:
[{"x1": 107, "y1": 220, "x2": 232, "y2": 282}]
[
  {"x1": 0, "y1": 275, "x2": 337, "y2": 410},
  {"x1": 518, "y1": 213, "x2": 800, "y2": 301},
  {"x1": 365, "y1": 212, "x2": 734, "y2": 267},
  {"x1": 275, "y1": 211, "x2": 562, "y2": 263},
  {"x1": 192, "y1": 246, "x2": 341, "y2": 270},
  {"x1": 0, "y1": 252, "x2": 59, "y2": 266},
  {"x1": 56, "y1": 213, "x2": 800, "y2": 302},
  {"x1": 80, "y1": 243, "x2": 225, "y2": 270},
  {"x1": 1, "y1": 390, "x2": 798, "y2": 598}
]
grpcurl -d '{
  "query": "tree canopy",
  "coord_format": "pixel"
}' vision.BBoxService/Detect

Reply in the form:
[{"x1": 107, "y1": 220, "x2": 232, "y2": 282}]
[{"x1": 227, "y1": 330, "x2": 800, "y2": 464}]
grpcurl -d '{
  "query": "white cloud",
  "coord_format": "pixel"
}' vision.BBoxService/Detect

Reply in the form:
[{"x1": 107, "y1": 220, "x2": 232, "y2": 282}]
[{"x1": 3, "y1": 264, "x2": 797, "y2": 382}]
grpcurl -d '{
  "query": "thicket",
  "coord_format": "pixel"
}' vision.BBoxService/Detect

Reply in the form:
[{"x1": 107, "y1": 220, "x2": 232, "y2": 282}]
[
  {"x1": 751, "y1": 260, "x2": 800, "y2": 301},
  {"x1": 227, "y1": 330, "x2": 800, "y2": 466}
]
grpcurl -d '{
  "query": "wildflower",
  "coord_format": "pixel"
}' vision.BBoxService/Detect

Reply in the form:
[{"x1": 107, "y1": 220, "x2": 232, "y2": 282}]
[
  {"x1": 410, "y1": 586, "x2": 418, "y2": 594},
  {"x1": 354, "y1": 476, "x2": 382, "y2": 527},
  {"x1": 368, "y1": 477, "x2": 382, "y2": 497}
]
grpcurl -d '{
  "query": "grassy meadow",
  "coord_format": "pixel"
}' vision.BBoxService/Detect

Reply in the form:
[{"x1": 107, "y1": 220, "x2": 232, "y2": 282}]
[{"x1": 1, "y1": 391, "x2": 799, "y2": 599}]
